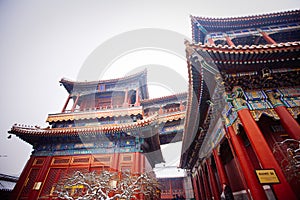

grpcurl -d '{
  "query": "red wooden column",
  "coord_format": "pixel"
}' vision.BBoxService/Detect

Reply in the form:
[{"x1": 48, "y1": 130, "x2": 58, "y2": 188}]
[
  {"x1": 179, "y1": 101, "x2": 185, "y2": 111},
  {"x1": 11, "y1": 156, "x2": 36, "y2": 200},
  {"x1": 192, "y1": 174, "x2": 200, "y2": 200},
  {"x1": 212, "y1": 148, "x2": 229, "y2": 185},
  {"x1": 134, "y1": 152, "x2": 139, "y2": 173},
  {"x1": 224, "y1": 34, "x2": 235, "y2": 46},
  {"x1": 123, "y1": 89, "x2": 128, "y2": 107},
  {"x1": 259, "y1": 30, "x2": 276, "y2": 44},
  {"x1": 169, "y1": 178, "x2": 173, "y2": 197},
  {"x1": 206, "y1": 158, "x2": 221, "y2": 200},
  {"x1": 207, "y1": 37, "x2": 215, "y2": 45},
  {"x1": 61, "y1": 94, "x2": 71, "y2": 113},
  {"x1": 266, "y1": 91, "x2": 300, "y2": 140},
  {"x1": 227, "y1": 125, "x2": 268, "y2": 200},
  {"x1": 274, "y1": 106, "x2": 300, "y2": 140},
  {"x1": 135, "y1": 88, "x2": 140, "y2": 106},
  {"x1": 71, "y1": 94, "x2": 80, "y2": 112},
  {"x1": 28, "y1": 156, "x2": 52, "y2": 200},
  {"x1": 196, "y1": 169, "x2": 206, "y2": 200},
  {"x1": 201, "y1": 164, "x2": 212, "y2": 200},
  {"x1": 231, "y1": 87, "x2": 297, "y2": 200},
  {"x1": 112, "y1": 153, "x2": 120, "y2": 172}
]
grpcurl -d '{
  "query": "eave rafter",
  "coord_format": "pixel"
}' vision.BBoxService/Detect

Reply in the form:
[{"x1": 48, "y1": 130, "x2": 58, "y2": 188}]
[{"x1": 10, "y1": 111, "x2": 185, "y2": 140}]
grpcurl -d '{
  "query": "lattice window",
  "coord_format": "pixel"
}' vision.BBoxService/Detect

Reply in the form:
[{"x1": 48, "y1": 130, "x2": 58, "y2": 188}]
[
  {"x1": 93, "y1": 156, "x2": 111, "y2": 163},
  {"x1": 171, "y1": 178, "x2": 184, "y2": 190},
  {"x1": 52, "y1": 158, "x2": 70, "y2": 165},
  {"x1": 21, "y1": 168, "x2": 39, "y2": 196},
  {"x1": 40, "y1": 168, "x2": 63, "y2": 196},
  {"x1": 72, "y1": 157, "x2": 90, "y2": 164},
  {"x1": 122, "y1": 154, "x2": 132, "y2": 162},
  {"x1": 33, "y1": 158, "x2": 44, "y2": 165}
]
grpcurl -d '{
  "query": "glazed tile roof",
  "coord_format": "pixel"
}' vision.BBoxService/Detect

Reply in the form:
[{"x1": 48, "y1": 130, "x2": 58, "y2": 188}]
[
  {"x1": 187, "y1": 41, "x2": 300, "y2": 73},
  {"x1": 182, "y1": 10, "x2": 300, "y2": 169},
  {"x1": 0, "y1": 174, "x2": 18, "y2": 191},
  {"x1": 141, "y1": 93, "x2": 187, "y2": 106},
  {"x1": 46, "y1": 106, "x2": 144, "y2": 122},
  {"x1": 180, "y1": 57, "x2": 211, "y2": 169},
  {"x1": 10, "y1": 112, "x2": 185, "y2": 139},
  {"x1": 191, "y1": 10, "x2": 300, "y2": 43},
  {"x1": 60, "y1": 69, "x2": 148, "y2": 97}
]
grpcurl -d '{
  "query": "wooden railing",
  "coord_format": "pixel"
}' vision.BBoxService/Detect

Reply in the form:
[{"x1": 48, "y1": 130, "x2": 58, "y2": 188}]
[{"x1": 63, "y1": 104, "x2": 137, "y2": 113}]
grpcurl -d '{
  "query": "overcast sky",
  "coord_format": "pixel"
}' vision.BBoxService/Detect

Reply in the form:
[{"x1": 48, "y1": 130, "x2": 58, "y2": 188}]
[{"x1": 0, "y1": 0, "x2": 299, "y2": 176}]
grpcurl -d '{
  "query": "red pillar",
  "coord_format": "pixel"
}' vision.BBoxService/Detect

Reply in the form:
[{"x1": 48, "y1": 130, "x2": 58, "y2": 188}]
[
  {"x1": 11, "y1": 156, "x2": 36, "y2": 200},
  {"x1": 237, "y1": 108, "x2": 297, "y2": 200},
  {"x1": 134, "y1": 152, "x2": 138, "y2": 173},
  {"x1": 196, "y1": 170, "x2": 206, "y2": 200},
  {"x1": 207, "y1": 38, "x2": 215, "y2": 45},
  {"x1": 212, "y1": 148, "x2": 229, "y2": 185},
  {"x1": 28, "y1": 156, "x2": 52, "y2": 200},
  {"x1": 274, "y1": 106, "x2": 300, "y2": 140},
  {"x1": 201, "y1": 164, "x2": 212, "y2": 200},
  {"x1": 192, "y1": 175, "x2": 200, "y2": 200},
  {"x1": 71, "y1": 95, "x2": 80, "y2": 112},
  {"x1": 206, "y1": 159, "x2": 221, "y2": 200},
  {"x1": 61, "y1": 94, "x2": 71, "y2": 113},
  {"x1": 260, "y1": 31, "x2": 276, "y2": 44},
  {"x1": 170, "y1": 178, "x2": 173, "y2": 197},
  {"x1": 224, "y1": 35, "x2": 235, "y2": 46},
  {"x1": 266, "y1": 91, "x2": 300, "y2": 140},
  {"x1": 123, "y1": 89, "x2": 128, "y2": 107},
  {"x1": 179, "y1": 101, "x2": 185, "y2": 111},
  {"x1": 112, "y1": 153, "x2": 120, "y2": 172},
  {"x1": 227, "y1": 126, "x2": 268, "y2": 200},
  {"x1": 158, "y1": 106, "x2": 163, "y2": 115},
  {"x1": 135, "y1": 88, "x2": 140, "y2": 106}
]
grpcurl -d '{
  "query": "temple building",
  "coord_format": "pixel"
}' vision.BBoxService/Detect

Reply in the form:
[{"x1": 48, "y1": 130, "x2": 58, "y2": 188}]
[
  {"x1": 181, "y1": 10, "x2": 300, "y2": 200},
  {"x1": 155, "y1": 165, "x2": 194, "y2": 199},
  {"x1": 9, "y1": 70, "x2": 187, "y2": 199}
]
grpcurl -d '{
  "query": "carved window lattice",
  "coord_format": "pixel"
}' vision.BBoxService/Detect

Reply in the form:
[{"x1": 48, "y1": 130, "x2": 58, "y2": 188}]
[
  {"x1": 53, "y1": 158, "x2": 70, "y2": 165},
  {"x1": 41, "y1": 168, "x2": 63, "y2": 196},
  {"x1": 72, "y1": 157, "x2": 90, "y2": 164},
  {"x1": 34, "y1": 158, "x2": 44, "y2": 165},
  {"x1": 21, "y1": 168, "x2": 39, "y2": 196},
  {"x1": 93, "y1": 156, "x2": 111, "y2": 163},
  {"x1": 122, "y1": 155, "x2": 132, "y2": 162},
  {"x1": 171, "y1": 178, "x2": 184, "y2": 190}
]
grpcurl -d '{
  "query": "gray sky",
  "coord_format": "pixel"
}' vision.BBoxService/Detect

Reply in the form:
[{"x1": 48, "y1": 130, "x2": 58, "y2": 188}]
[{"x1": 0, "y1": 0, "x2": 299, "y2": 176}]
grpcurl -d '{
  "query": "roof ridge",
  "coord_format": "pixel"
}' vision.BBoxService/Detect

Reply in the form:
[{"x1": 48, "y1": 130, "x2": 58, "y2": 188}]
[
  {"x1": 191, "y1": 9, "x2": 300, "y2": 21},
  {"x1": 191, "y1": 41, "x2": 300, "y2": 50},
  {"x1": 141, "y1": 92, "x2": 188, "y2": 103},
  {"x1": 60, "y1": 69, "x2": 147, "y2": 85}
]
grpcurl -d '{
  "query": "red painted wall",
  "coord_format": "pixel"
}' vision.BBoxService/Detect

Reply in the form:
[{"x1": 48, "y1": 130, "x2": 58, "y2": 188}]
[{"x1": 12, "y1": 153, "x2": 148, "y2": 200}]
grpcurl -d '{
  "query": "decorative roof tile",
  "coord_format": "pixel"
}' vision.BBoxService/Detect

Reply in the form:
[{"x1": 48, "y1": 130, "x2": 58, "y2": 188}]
[
  {"x1": 191, "y1": 10, "x2": 300, "y2": 43},
  {"x1": 10, "y1": 111, "x2": 185, "y2": 137},
  {"x1": 46, "y1": 107, "x2": 144, "y2": 122}
]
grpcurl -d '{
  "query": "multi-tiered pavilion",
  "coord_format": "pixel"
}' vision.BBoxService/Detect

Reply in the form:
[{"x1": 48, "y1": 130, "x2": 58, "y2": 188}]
[
  {"x1": 181, "y1": 10, "x2": 300, "y2": 200},
  {"x1": 9, "y1": 70, "x2": 186, "y2": 200}
]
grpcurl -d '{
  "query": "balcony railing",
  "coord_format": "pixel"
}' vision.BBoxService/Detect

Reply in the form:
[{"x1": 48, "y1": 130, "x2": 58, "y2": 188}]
[
  {"x1": 47, "y1": 105, "x2": 143, "y2": 123},
  {"x1": 63, "y1": 104, "x2": 138, "y2": 113}
]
